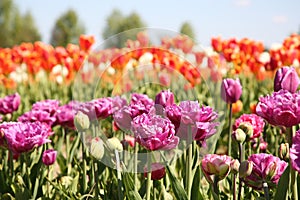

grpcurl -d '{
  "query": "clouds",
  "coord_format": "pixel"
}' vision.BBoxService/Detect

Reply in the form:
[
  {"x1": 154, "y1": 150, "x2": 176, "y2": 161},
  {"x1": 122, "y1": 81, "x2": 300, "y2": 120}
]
[{"x1": 272, "y1": 15, "x2": 288, "y2": 24}]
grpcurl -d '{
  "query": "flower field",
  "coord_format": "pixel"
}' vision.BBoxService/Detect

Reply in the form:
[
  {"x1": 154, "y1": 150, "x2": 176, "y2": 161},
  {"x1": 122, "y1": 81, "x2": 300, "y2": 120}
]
[{"x1": 1, "y1": 29, "x2": 300, "y2": 199}]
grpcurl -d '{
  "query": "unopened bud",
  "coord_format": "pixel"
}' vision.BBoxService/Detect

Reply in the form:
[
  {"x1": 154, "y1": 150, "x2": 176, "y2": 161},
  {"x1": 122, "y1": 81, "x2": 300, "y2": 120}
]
[
  {"x1": 238, "y1": 123, "x2": 253, "y2": 139},
  {"x1": 279, "y1": 143, "x2": 289, "y2": 161},
  {"x1": 74, "y1": 111, "x2": 90, "y2": 131},
  {"x1": 90, "y1": 137, "x2": 104, "y2": 160},
  {"x1": 230, "y1": 159, "x2": 240, "y2": 174},
  {"x1": 232, "y1": 129, "x2": 246, "y2": 143},
  {"x1": 106, "y1": 137, "x2": 123, "y2": 152},
  {"x1": 239, "y1": 160, "x2": 253, "y2": 178}
]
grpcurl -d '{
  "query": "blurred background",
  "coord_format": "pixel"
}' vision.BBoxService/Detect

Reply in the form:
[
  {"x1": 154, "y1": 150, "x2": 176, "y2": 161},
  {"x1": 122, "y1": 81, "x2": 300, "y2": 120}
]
[{"x1": 1, "y1": 0, "x2": 299, "y2": 48}]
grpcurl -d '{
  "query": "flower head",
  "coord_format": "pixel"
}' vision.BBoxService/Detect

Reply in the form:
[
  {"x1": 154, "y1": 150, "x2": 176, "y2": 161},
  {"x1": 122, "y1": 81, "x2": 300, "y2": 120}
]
[
  {"x1": 274, "y1": 66, "x2": 300, "y2": 93},
  {"x1": 241, "y1": 153, "x2": 288, "y2": 190},
  {"x1": 234, "y1": 114, "x2": 265, "y2": 139},
  {"x1": 221, "y1": 78, "x2": 242, "y2": 104},
  {"x1": 290, "y1": 130, "x2": 300, "y2": 172},
  {"x1": 256, "y1": 90, "x2": 300, "y2": 127},
  {"x1": 144, "y1": 163, "x2": 166, "y2": 180},
  {"x1": 0, "y1": 93, "x2": 21, "y2": 115},
  {"x1": 42, "y1": 149, "x2": 57, "y2": 166},
  {"x1": 0, "y1": 121, "x2": 53, "y2": 154},
  {"x1": 131, "y1": 113, "x2": 179, "y2": 151},
  {"x1": 201, "y1": 154, "x2": 232, "y2": 183}
]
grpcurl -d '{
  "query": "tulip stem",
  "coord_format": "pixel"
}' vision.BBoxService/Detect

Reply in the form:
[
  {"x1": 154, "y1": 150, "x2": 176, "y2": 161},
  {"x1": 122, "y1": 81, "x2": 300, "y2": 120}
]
[
  {"x1": 228, "y1": 103, "x2": 233, "y2": 156},
  {"x1": 233, "y1": 174, "x2": 237, "y2": 200},
  {"x1": 212, "y1": 176, "x2": 220, "y2": 200},
  {"x1": 186, "y1": 126, "x2": 193, "y2": 199},
  {"x1": 134, "y1": 141, "x2": 138, "y2": 192},
  {"x1": 9, "y1": 150, "x2": 14, "y2": 178},
  {"x1": 287, "y1": 127, "x2": 298, "y2": 200},
  {"x1": 263, "y1": 182, "x2": 270, "y2": 200},
  {"x1": 146, "y1": 152, "x2": 152, "y2": 200},
  {"x1": 238, "y1": 143, "x2": 245, "y2": 200},
  {"x1": 115, "y1": 149, "x2": 123, "y2": 200},
  {"x1": 81, "y1": 131, "x2": 87, "y2": 193}
]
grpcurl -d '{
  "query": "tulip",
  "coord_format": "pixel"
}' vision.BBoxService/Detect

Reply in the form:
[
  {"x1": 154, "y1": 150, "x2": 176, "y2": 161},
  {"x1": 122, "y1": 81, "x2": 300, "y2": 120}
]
[
  {"x1": 90, "y1": 137, "x2": 104, "y2": 160},
  {"x1": 144, "y1": 163, "x2": 166, "y2": 180},
  {"x1": 256, "y1": 90, "x2": 300, "y2": 127},
  {"x1": 42, "y1": 149, "x2": 57, "y2": 166},
  {"x1": 274, "y1": 66, "x2": 300, "y2": 93},
  {"x1": 221, "y1": 78, "x2": 242, "y2": 104},
  {"x1": 74, "y1": 111, "x2": 90, "y2": 131},
  {"x1": 241, "y1": 153, "x2": 288, "y2": 190},
  {"x1": 201, "y1": 154, "x2": 232, "y2": 184},
  {"x1": 131, "y1": 113, "x2": 179, "y2": 151}
]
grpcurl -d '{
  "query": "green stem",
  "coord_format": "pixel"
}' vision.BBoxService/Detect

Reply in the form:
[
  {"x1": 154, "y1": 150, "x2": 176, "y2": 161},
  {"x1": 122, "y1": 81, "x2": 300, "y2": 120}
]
[
  {"x1": 186, "y1": 128, "x2": 193, "y2": 199},
  {"x1": 287, "y1": 127, "x2": 298, "y2": 200},
  {"x1": 9, "y1": 150, "x2": 14, "y2": 178},
  {"x1": 233, "y1": 174, "x2": 237, "y2": 200},
  {"x1": 134, "y1": 141, "x2": 138, "y2": 192},
  {"x1": 274, "y1": 128, "x2": 278, "y2": 157},
  {"x1": 146, "y1": 152, "x2": 152, "y2": 200},
  {"x1": 115, "y1": 150, "x2": 123, "y2": 200},
  {"x1": 228, "y1": 104, "x2": 233, "y2": 156},
  {"x1": 238, "y1": 143, "x2": 245, "y2": 200},
  {"x1": 212, "y1": 176, "x2": 220, "y2": 200},
  {"x1": 263, "y1": 182, "x2": 270, "y2": 200},
  {"x1": 81, "y1": 131, "x2": 87, "y2": 193}
]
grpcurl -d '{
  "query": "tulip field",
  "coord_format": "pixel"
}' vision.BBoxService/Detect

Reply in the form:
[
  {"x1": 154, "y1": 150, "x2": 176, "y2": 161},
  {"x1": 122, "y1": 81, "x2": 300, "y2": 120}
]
[{"x1": 1, "y1": 29, "x2": 300, "y2": 199}]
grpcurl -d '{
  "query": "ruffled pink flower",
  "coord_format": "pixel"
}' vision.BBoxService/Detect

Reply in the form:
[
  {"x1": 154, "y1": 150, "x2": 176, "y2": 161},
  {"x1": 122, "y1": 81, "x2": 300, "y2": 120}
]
[
  {"x1": 42, "y1": 149, "x2": 57, "y2": 166},
  {"x1": 256, "y1": 90, "x2": 300, "y2": 127},
  {"x1": 32, "y1": 99, "x2": 60, "y2": 116},
  {"x1": 0, "y1": 93, "x2": 21, "y2": 115},
  {"x1": 175, "y1": 101, "x2": 219, "y2": 144},
  {"x1": 131, "y1": 113, "x2": 179, "y2": 151},
  {"x1": 18, "y1": 99, "x2": 60, "y2": 127},
  {"x1": 55, "y1": 101, "x2": 77, "y2": 129},
  {"x1": 18, "y1": 110, "x2": 57, "y2": 127},
  {"x1": 91, "y1": 97, "x2": 113, "y2": 119},
  {"x1": 201, "y1": 154, "x2": 232, "y2": 183},
  {"x1": 234, "y1": 114, "x2": 265, "y2": 139},
  {"x1": 242, "y1": 153, "x2": 288, "y2": 190},
  {"x1": 0, "y1": 121, "x2": 53, "y2": 154},
  {"x1": 165, "y1": 104, "x2": 182, "y2": 130},
  {"x1": 290, "y1": 130, "x2": 300, "y2": 173},
  {"x1": 221, "y1": 78, "x2": 242, "y2": 104},
  {"x1": 113, "y1": 94, "x2": 153, "y2": 131}
]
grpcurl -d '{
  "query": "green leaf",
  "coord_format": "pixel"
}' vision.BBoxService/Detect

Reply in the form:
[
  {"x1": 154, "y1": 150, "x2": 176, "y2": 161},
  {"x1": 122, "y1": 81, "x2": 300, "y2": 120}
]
[
  {"x1": 128, "y1": 191, "x2": 143, "y2": 200},
  {"x1": 166, "y1": 165, "x2": 188, "y2": 200},
  {"x1": 274, "y1": 166, "x2": 290, "y2": 200},
  {"x1": 191, "y1": 167, "x2": 204, "y2": 200},
  {"x1": 123, "y1": 172, "x2": 135, "y2": 196}
]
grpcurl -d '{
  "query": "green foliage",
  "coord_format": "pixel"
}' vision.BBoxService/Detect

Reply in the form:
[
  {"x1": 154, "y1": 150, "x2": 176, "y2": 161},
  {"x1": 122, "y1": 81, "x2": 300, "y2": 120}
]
[
  {"x1": 50, "y1": 9, "x2": 85, "y2": 47},
  {"x1": 0, "y1": 0, "x2": 40, "y2": 47},
  {"x1": 102, "y1": 9, "x2": 146, "y2": 48},
  {"x1": 180, "y1": 21, "x2": 195, "y2": 40}
]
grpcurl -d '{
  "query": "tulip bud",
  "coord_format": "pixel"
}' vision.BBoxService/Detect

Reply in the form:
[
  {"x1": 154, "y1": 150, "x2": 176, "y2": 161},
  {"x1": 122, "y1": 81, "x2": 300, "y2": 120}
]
[
  {"x1": 42, "y1": 149, "x2": 57, "y2": 166},
  {"x1": 230, "y1": 159, "x2": 240, "y2": 174},
  {"x1": 239, "y1": 161, "x2": 253, "y2": 178},
  {"x1": 144, "y1": 163, "x2": 166, "y2": 180},
  {"x1": 279, "y1": 143, "x2": 289, "y2": 161},
  {"x1": 232, "y1": 129, "x2": 246, "y2": 143},
  {"x1": 238, "y1": 123, "x2": 254, "y2": 139},
  {"x1": 90, "y1": 137, "x2": 104, "y2": 160},
  {"x1": 106, "y1": 137, "x2": 123, "y2": 152},
  {"x1": 74, "y1": 111, "x2": 90, "y2": 131}
]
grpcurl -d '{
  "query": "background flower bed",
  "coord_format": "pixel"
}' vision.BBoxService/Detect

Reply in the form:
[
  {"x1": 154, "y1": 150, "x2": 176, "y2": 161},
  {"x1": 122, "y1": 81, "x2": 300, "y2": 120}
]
[{"x1": 0, "y1": 31, "x2": 300, "y2": 199}]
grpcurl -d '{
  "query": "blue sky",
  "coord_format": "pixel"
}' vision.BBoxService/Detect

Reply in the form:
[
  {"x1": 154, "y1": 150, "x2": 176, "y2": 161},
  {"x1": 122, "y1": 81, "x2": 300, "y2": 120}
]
[{"x1": 15, "y1": 0, "x2": 300, "y2": 48}]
